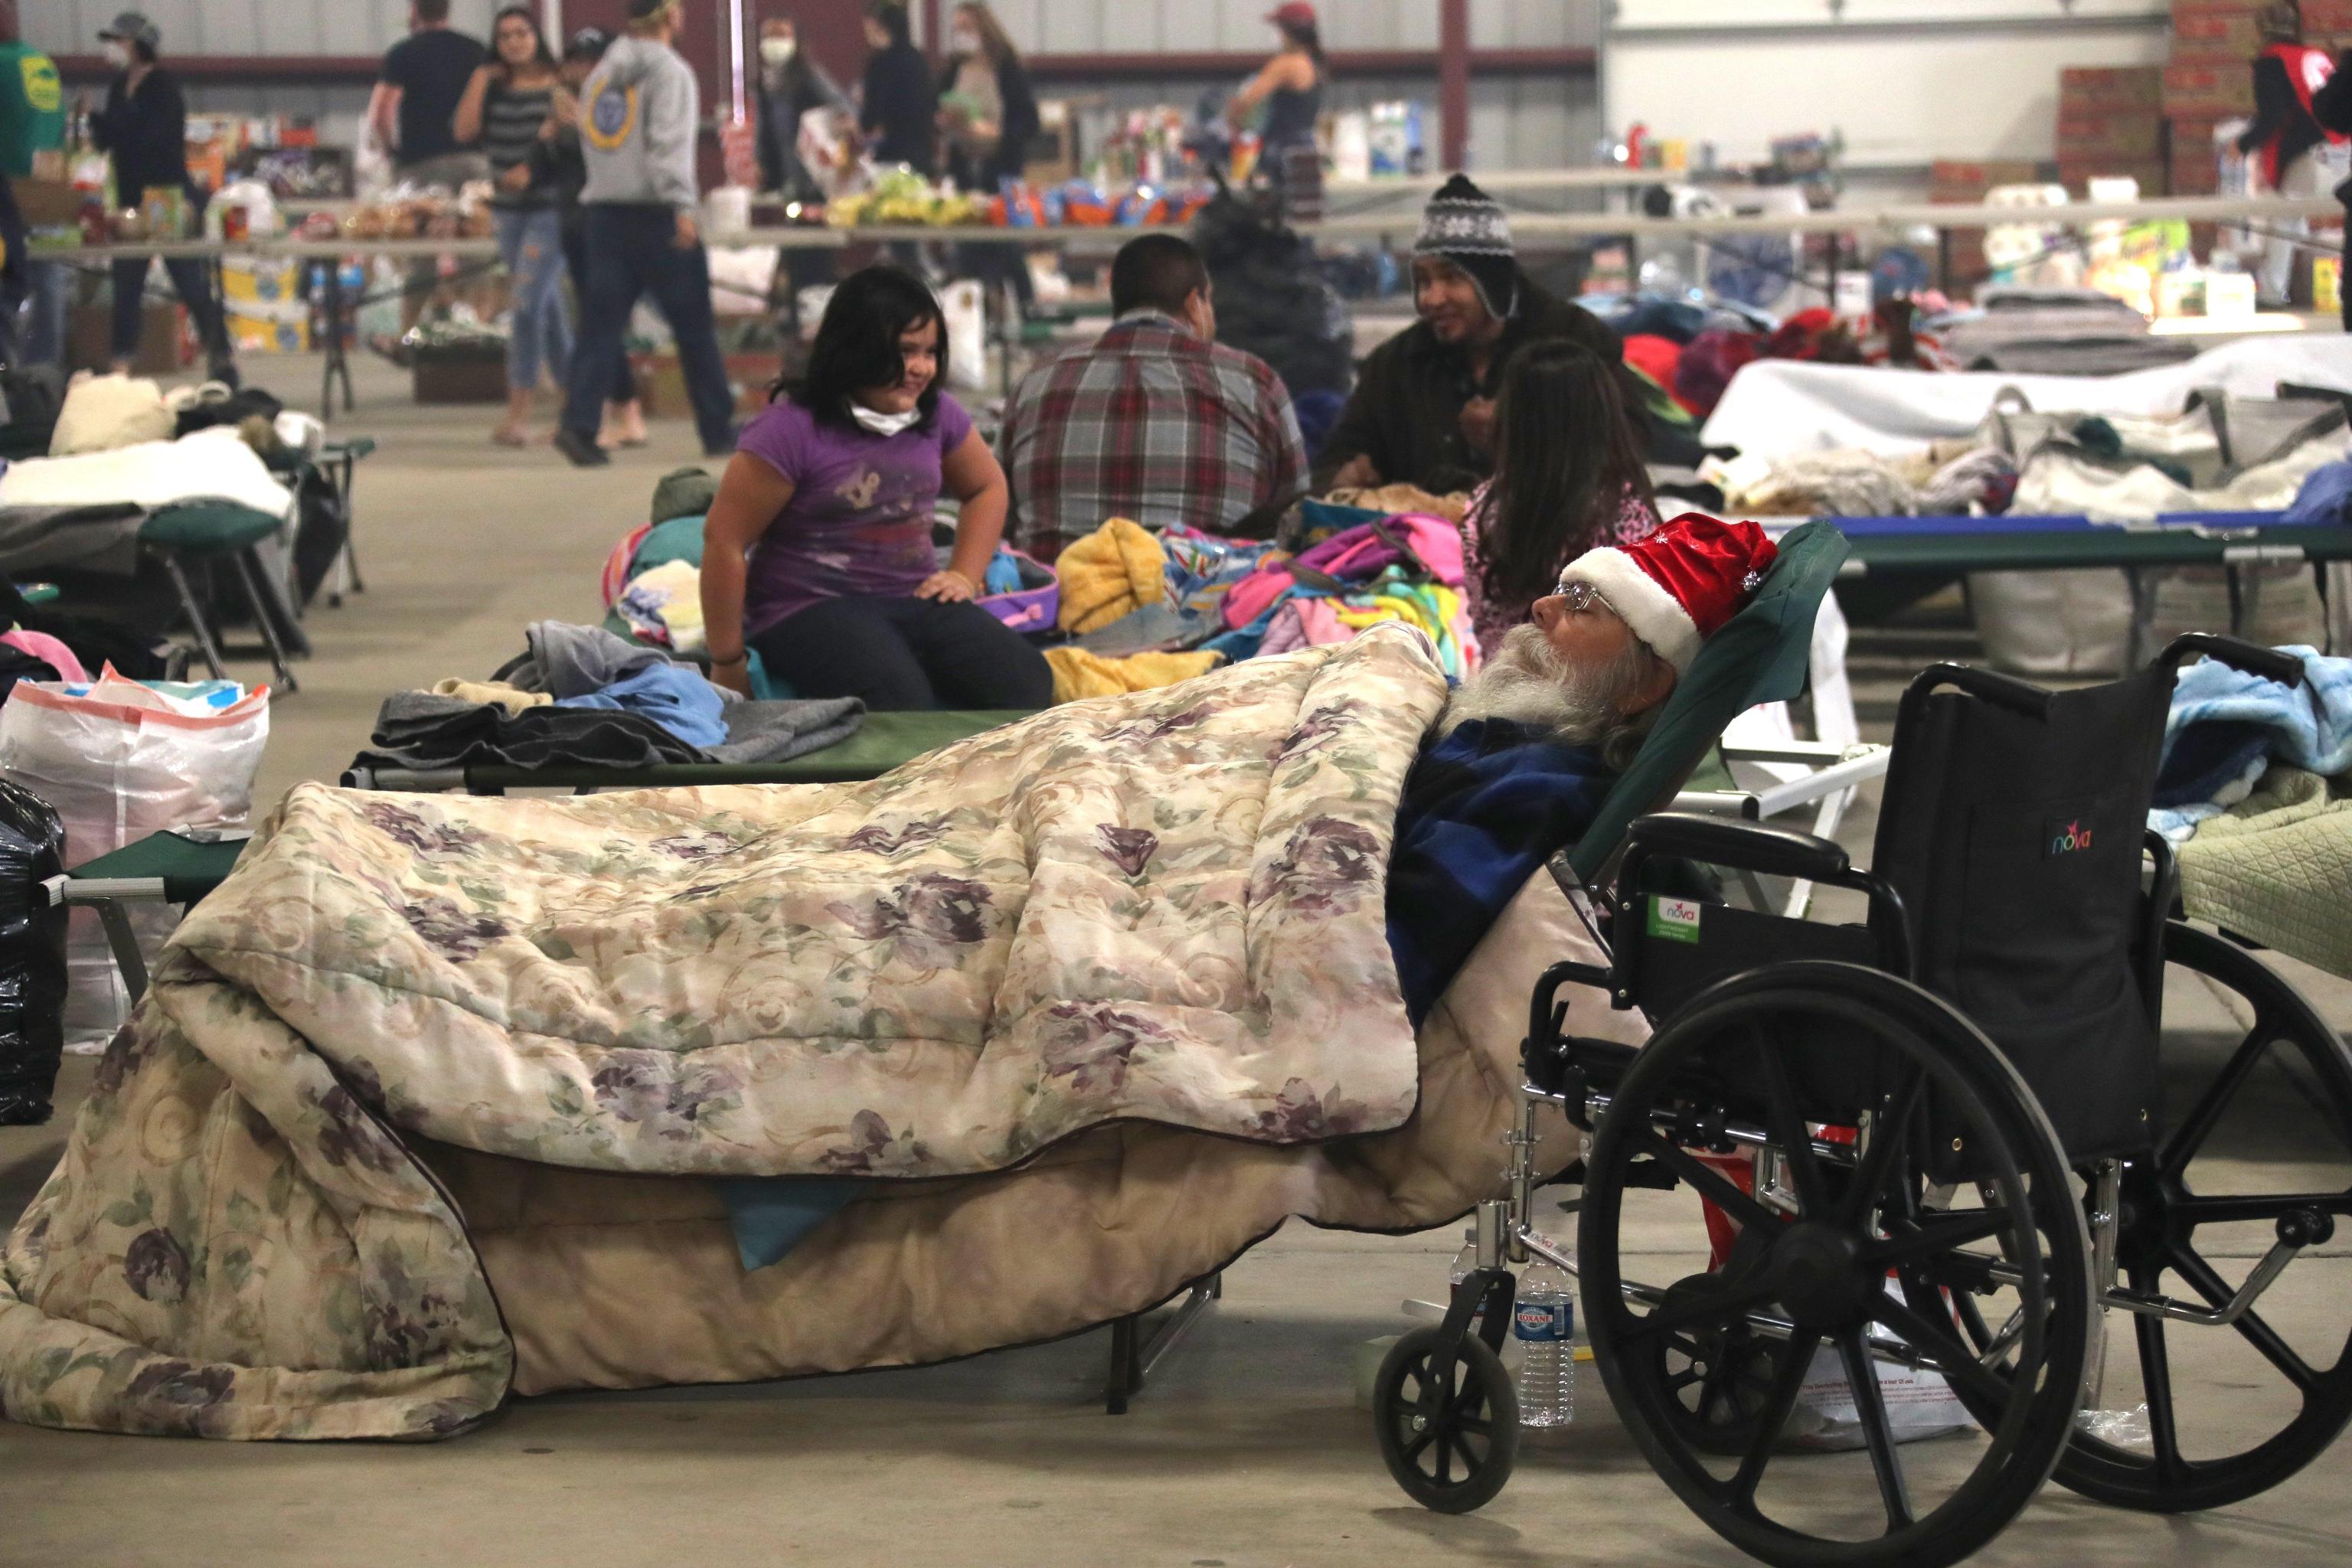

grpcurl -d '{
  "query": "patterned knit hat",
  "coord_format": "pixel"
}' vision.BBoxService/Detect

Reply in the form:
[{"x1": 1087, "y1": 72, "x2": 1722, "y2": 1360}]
[
  {"x1": 1415, "y1": 174, "x2": 1517, "y2": 319},
  {"x1": 1555, "y1": 513, "x2": 1779, "y2": 675}
]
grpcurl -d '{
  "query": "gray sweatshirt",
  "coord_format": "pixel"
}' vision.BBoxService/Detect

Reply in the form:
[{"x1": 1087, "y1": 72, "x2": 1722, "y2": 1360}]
[{"x1": 578, "y1": 34, "x2": 700, "y2": 214}]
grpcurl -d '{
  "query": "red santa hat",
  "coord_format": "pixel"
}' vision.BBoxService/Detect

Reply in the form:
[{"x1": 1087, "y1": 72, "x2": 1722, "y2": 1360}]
[{"x1": 1555, "y1": 514, "x2": 1779, "y2": 675}]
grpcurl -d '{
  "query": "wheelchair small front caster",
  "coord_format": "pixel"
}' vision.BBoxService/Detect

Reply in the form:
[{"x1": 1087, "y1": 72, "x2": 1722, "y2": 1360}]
[{"x1": 1374, "y1": 1325, "x2": 1521, "y2": 1514}]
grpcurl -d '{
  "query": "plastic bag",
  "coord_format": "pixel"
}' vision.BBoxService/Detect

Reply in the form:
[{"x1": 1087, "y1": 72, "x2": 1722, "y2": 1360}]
[
  {"x1": 0, "y1": 671, "x2": 269, "y2": 1044},
  {"x1": 939, "y1": 279, "x2": 988, "y2": 394},
  {"x1": 0, "y1": 779, "x2": 67, "y2": 1125}
]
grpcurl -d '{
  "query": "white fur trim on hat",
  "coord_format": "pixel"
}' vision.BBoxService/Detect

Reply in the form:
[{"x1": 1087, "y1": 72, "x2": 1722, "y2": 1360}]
[{"x1": 1557, "y1": 547, "x2": 1702, "y2": 675}]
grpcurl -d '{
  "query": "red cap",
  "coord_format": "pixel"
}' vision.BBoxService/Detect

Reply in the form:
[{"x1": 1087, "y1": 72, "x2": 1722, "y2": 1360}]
[
  {"x1": 1267, "y1": 2, "x2": 1318, "y2": 30},
  {"x1": 1554, "y1": 514, "x2": 1779, "y2": 674}
]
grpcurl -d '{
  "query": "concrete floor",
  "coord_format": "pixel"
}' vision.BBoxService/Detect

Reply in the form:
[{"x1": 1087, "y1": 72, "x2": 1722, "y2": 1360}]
[{"x1": 2, "y1": 354, "x2": 2350, "y2": 1566}]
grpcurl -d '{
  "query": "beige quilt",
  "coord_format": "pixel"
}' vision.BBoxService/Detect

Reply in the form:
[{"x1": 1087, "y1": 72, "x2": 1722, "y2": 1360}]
[
  {"x1": 0, "y1": 627, "x2": 1634, "y2": 1439},
  {"x1": 2177, "y1": 766, "x2": 2352, "y2": 981}
]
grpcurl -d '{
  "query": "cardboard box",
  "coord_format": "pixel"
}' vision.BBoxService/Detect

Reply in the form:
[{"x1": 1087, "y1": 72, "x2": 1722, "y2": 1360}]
[
  {"x1": 11, "y1": 176, "x2": 81, "y2": 229},
  {"x1": 2302, "y1": 0, "x2": 2352, "y2": 34},
  {"x1": 2164, "y1": 58, "x2": 2258, "y2": 117},
  {"x1": 2057, "y1": 112, "x2": 2165, "y2": 158},
  {"x1": 2060, "y1": 67, "x2": 2164, "y2": 111},
  {"x1": 413, "y1": 354, "x2": 508, "y2": 404},
  {"x1": 2173, "y1": 5, "x2": 2264, "y2": 57},
  {"x1": 68, "y1": 302, "x2": 185, "y2": 376},
  {"x1": 1927, "y1": 158, "x2": 2042, "y2": 200},
  {"x1": 634, "y1": 352, "x2": 777, "y2": 420}
]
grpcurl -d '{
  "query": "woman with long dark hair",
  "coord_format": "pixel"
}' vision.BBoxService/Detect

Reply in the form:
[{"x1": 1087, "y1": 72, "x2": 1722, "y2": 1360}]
[
  {"x1": 1228, "y1": 2, "x2": 1324, "y2": 191},
  {"x1": 456, "y1": 5, "x2": 569, "y2": 446},
  {"x1": 859, "y1": 2, "x2": 936, "y2": 175},
  {"x1": 939, "y1": 2, "x2": 1040, "y2": 312},
  {"x1": 1459, "y1": 340, "x2": 1661, "y2": 656},
  {"x1": 700, "y1": 266, "x2": 1052, "y2": 711}
]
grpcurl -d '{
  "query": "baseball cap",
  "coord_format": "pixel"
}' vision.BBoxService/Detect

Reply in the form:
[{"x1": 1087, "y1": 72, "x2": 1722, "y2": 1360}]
[
  {"x1": 98, "y1": 11, "x2": 159, "y2": 50},
  {"x1": 566, "y1": 25, "x2": 612, "y2": 60}
]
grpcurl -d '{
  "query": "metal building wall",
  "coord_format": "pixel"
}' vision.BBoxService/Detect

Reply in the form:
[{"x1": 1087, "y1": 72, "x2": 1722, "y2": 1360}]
[{"x1": 21, "y1": 0, "x2": 1602, "y2": 175}]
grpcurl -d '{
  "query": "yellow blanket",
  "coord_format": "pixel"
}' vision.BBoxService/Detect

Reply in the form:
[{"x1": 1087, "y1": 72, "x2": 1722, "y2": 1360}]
[
  {"x1": 1054, "y1": 518, "x2": 1165, "y2": 633},
  {"x1": 1044, "y1": 646, "x2": 1221, "y2": 704}
]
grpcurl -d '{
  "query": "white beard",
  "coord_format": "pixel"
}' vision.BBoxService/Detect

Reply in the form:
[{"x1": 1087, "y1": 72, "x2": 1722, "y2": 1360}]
[{"x1": 1439, "y1": 625, "x2": 1651, "y2": 747}]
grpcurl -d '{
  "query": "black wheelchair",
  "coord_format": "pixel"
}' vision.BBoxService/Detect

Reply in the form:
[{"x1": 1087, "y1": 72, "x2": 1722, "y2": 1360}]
[{"x1": 1372, "y1": 635, "x2": 2352, "y2": 1568}]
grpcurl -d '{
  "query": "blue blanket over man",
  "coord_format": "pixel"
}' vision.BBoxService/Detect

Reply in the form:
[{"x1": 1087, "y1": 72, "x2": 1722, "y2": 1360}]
[{"x1": 1386, "y1": 719, "x2": 1617, "y2": 1026}]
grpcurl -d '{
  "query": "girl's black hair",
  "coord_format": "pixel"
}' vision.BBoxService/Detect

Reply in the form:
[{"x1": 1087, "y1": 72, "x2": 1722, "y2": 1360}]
[
  {"x1": 870, "y1": 2, "x2": 913, "y2": 47},
  {"x1": 489, "y1": 5, "x2": 560, "y2": 77},
  {"x1": 1481, "y1": 339, "x2": 1658, "y2": 612},
  {"x1": 1278, "y1": 18, "x2": 1324, "y2": 61},
  {"x1": 785, "y1": 264, "x2": 949, "y2": 432}
]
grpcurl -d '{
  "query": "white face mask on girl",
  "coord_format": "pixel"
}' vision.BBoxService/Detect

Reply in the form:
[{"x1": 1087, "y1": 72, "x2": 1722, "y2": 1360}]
[
  {"x1": 760, "y1": 37, "x2": 796, "y2": 67},
  {"x1": 102, "y1": 41, "x2": 132, "y2": 70},
  {"x1": 952, "y1": 28, "x2": 982, "y2": 54},
  {"x1": 851, "y1": 403, "x2": 922, "y2": 437}
]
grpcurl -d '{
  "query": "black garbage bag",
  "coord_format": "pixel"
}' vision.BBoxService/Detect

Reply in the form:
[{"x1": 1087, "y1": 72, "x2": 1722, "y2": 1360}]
[
  {"x1": 0, "y1": 780, "x2": 68, "y2": 1125},
  {"x1": 1192, "y1": 191, "x2": 1355, "y2": 400}
]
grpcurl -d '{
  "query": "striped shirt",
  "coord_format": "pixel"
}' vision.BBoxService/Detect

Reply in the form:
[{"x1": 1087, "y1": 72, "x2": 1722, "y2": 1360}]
[
  {"x1": 482, "y1": 82, "x2": 555, "y2": 206},
  {"x1": 999, "y1": 312, "x2": 1309, "y2": 560}
]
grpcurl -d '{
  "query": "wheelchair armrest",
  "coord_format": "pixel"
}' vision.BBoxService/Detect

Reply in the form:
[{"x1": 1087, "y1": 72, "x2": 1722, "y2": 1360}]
[{"x1": 1625, "y1": 811, "x2": 1852, "y2": 884}]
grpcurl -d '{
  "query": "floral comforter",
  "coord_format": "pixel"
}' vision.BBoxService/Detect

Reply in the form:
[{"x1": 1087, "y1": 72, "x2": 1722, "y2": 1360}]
[{"x1": 0, "y1": 628, "x2": 1449, "y2": 1438}]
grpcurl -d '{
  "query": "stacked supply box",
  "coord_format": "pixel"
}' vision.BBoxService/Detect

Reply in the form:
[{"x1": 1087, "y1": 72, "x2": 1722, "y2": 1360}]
[
  {"x1": 2058, "y1": 67, "x2": 2168, "y2": 196},
  {"x1": 2167, "y1": 2, "x2": 2264, "y2": 256},
  {"x1": 220, "y1": 256, "x2": 311, "y2": 355},
  {"x1": 1929, "y1": 159, "x2": 2041, "y2": 292}
]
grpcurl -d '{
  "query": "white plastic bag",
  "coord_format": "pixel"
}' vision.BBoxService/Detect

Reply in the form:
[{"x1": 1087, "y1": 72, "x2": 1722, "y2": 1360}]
[
  {"x1": 50, "y1": 371, "x2": 175, "y2": 457},
  {"x1": 0, "y1": 672, "x2": 270, "y2": 1043},
  {"x1": 939, "y1": 278, "x2": 988, "y2": 394}
]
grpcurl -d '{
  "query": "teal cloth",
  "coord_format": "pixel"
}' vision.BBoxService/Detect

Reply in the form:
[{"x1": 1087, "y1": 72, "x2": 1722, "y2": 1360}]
[
  {"x1": 632, "y1": 514, "x2": 707, "y2": 576},
  {"x1": 715, "y1": 1178, "x2": 866, "y2": 1272}
]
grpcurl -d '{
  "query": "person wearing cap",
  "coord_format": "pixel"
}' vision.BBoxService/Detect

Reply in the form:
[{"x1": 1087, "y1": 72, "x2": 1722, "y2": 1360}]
[
  {"x1": 534, "y1": 26, "x2": 646, "y2": 449},
  {"x1": 555, "y1": 0, "x2": 737, "y2": 468},
  {"x1": 1229, "y1": 3, "x2": 1325, "y2": 197},
  {"x1": 88, "y1": 11, "x2": 237, "y2": 385},
  {"x1": 2238, "y1": 2, "x2": 2345, "y2": 305},
  {"x1": 1386, "y1": 512, "x2": 1775, "y2": 1024},
  {"x1": 1314, "y1": 174, "x2": 1628, "y2": 498}
]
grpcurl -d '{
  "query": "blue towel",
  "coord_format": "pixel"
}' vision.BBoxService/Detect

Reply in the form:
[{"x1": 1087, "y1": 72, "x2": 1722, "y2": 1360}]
[
  {"x1": 556, "y1": 662, "x2": 730, "y2": 749},
  {"x1": 715, "y1": 1178, "x2": 867, "y2": 1272},
  {"x1": 2150, "y1": 647, "x2": 2352, "y2": 841},
  {"x1": 2284, "y1": 459, "x2": 2352, "y2": 527}
]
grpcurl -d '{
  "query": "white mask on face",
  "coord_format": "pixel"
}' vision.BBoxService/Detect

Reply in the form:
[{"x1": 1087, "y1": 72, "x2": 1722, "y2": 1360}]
[
  {"x1": 851, "y1": 403, "x2": 922, "y2": 437},
  {"x1": 952, "y1": 28, "x2": 982, "y2": 54},
  {"x1": 760, "y1": 36, "x2": 796, "y2": 66},
  {"x1": 102, "y1": 41, "x2": 132, "y2": 70}
]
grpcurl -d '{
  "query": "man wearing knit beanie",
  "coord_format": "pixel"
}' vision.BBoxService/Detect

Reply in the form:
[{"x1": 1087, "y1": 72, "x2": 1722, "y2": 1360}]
[{"x1": 1315, "y1": 172, "x2": 1631, "y2": 497}]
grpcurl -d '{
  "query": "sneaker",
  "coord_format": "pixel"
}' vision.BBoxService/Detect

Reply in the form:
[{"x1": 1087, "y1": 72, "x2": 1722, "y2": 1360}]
[{"x1": 554, "y1": 426, "x2": 611, "y2": 468}]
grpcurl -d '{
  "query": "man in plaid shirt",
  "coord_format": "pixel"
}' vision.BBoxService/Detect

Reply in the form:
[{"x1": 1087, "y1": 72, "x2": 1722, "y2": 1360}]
[{"x1": 999, "y1": 235, "x2": 1309, "y2": 562}]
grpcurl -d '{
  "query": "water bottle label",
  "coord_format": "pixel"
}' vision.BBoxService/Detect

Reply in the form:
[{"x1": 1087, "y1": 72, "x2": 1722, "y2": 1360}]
[{"x1": 1514, "y1": 1301, "x2": 1567, "y2": 1342}]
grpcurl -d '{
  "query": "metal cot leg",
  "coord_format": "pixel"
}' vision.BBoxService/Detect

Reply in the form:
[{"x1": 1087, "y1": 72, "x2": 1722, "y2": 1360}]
[
  {"x1": 93, "y1": 901, "x2": 150, "y2": 1007},
  {"x1": 158, "y1": 552, "x2": 228, "y2": 679},
  {"x1": 229, "y1": 549, "x2": 302, "y2": 693}
]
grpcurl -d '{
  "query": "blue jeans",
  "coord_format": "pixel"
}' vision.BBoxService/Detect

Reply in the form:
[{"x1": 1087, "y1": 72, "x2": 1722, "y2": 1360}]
[
  {"x1": 563, "y1": 204, "x2": 736, "y2": 454},
  {"x1": 496, "y1": 205, "x2": 572, "y2": 394}
]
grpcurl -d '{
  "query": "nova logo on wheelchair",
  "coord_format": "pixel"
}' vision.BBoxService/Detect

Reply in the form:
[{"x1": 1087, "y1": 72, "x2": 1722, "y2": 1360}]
[{"x1": 2047, "y1": 818, "x2": 2094, "y2": 858}]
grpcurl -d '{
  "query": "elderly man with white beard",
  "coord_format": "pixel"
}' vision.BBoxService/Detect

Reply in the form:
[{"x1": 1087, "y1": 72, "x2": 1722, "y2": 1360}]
[{"x1": 1385, "y1": 514, "x2": 1780, "y2": 1023}]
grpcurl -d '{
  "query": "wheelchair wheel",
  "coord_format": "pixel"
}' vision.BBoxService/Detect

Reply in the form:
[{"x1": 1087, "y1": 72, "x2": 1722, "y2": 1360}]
[
  {"x1": 1581, "y1": 963, "x2": 2093, "y2": 1568},
  {"x1": 1373, "y1": 1325, "x2": 1521, "y2": 1514},
  {"x1": 1933, "y1": 923, "x2": 2352, "y2": 1514}
]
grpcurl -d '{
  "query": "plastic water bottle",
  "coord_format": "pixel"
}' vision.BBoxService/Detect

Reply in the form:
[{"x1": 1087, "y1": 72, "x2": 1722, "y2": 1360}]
[{"x1": 1514, "y1": 1253, "x2": 1575, "y2": 1428}]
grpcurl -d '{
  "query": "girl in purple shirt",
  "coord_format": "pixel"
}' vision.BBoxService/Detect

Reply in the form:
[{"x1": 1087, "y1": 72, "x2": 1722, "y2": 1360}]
[{"x1": 701, "y1": 266, "x2": 1054, "y2": 710}]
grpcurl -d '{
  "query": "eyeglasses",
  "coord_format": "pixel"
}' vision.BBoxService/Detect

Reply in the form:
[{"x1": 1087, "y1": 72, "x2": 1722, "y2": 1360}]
[{"x1": 1553, "y1": 579, "x2": 1612, "y2": 616}]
